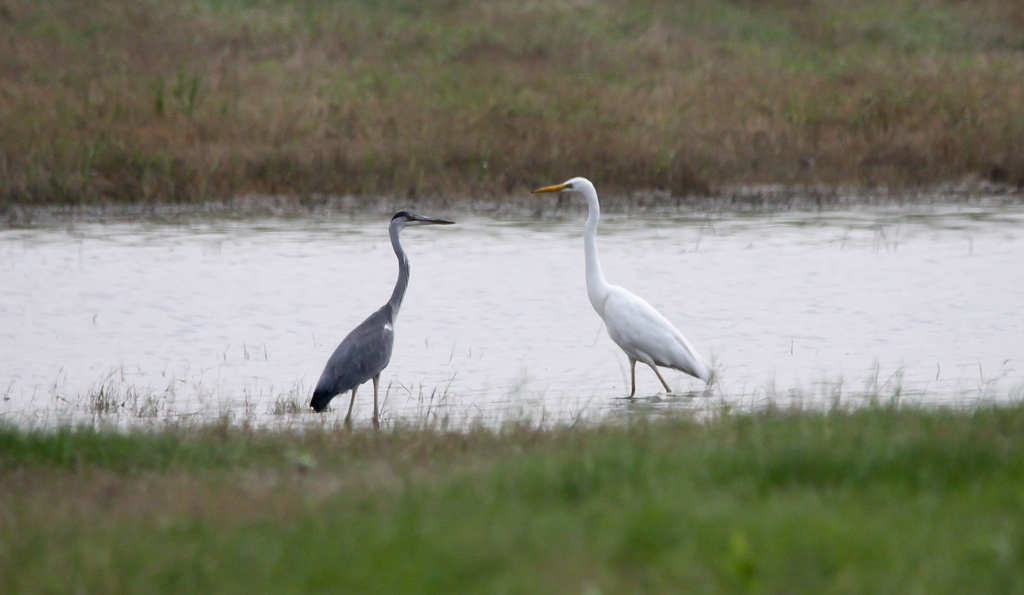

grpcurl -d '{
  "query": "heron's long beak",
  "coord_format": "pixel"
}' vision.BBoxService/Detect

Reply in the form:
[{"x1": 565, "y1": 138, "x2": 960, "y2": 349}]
[
  {"x1": 532, "y1": 183, "x2": 569, "y2": 194},
  {"x1": 414, "y1": 215, "x2": 455, "y2": 225}
]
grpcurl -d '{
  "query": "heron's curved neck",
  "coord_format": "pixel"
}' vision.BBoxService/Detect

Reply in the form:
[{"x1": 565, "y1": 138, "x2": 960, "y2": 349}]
[
  {"x1": 387, "y1": 223, "x2": 410, "y2": 316},
  {"x1": 582, "y1": 188, "x2": 611, "y2": 311}
]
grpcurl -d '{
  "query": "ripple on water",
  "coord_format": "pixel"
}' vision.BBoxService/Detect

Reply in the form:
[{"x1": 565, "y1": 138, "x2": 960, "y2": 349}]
[{"x1": 1, "y1": 205, "x2": 1022, "y2": 427}]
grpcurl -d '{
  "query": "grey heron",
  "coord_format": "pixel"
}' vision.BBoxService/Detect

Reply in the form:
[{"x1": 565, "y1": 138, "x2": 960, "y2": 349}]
[
  {"x1": 533, "y1": 177, "x2": 713, "y2": 396},
  {"x1": 310, "y1": 211, "x2": 454, "y2": 426}
]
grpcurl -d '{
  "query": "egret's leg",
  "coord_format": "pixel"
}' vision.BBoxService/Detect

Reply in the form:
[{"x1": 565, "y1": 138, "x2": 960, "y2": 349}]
[
  {"x1": 651, "y1": 366, "x2": 672, "y2": 394},
  {"x1": 344, "y1": 386, "x2": 358, "y2": 428},
  {"x1": 628, "y1": 359, "x2": 637, "y2": 398},
  {"x1": 371, "y1": 374, "x2": 380, "y2": 429}
]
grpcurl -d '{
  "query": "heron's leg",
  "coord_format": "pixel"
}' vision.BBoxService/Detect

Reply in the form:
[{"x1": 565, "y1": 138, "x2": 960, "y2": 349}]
[
  {"x1": 344, "y1": 386, "x2": 358, "y2": 428},
  {"x1": 651, "y1": 366, "x2": 672, "y2": 394},
  {"x1": 628, "y1": 359, "x2": 637, "y2": 398},
  {"x1": 371, "y1": 374, "x2": 380, "y2": 429}
]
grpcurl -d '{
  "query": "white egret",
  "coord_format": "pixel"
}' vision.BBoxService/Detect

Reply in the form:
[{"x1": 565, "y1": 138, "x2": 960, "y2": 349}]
[{"x1": 533, "y1": 177, "x2": 713, "y2": 396}]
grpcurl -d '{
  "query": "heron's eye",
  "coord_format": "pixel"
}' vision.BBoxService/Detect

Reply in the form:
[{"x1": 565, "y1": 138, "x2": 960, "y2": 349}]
[{"x1": 565, "y1": 183, "x2": 574, "y2": 189}]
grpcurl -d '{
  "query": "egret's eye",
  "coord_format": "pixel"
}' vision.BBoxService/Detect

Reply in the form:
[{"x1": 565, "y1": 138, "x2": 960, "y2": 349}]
[{"x1": 565, "y1": 183, "x2": 574, "y2": 189}]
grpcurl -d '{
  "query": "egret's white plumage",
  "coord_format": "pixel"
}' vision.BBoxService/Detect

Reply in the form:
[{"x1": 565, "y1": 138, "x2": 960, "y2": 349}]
[{"x1": 533, "y1": 177, "x2": 712, "y2": 396}]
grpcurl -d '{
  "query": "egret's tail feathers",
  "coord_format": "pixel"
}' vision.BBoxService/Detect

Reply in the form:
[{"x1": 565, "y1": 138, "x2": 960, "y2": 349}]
[
  {"x1": 310, "y1": 389, "x2": 335, "y2": 413},
  {"x1": 687, "y1": 357, "x2": 713, "y2": 385}
]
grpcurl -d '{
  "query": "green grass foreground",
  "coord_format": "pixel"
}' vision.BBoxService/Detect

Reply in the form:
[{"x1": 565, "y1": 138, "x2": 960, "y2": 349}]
[
  {"x1": 2, "y1": 0, "x2": 1024, "y2": 207},
  {"x1": 2, "y1": 406, "x2": 1024, "y2": 592}
]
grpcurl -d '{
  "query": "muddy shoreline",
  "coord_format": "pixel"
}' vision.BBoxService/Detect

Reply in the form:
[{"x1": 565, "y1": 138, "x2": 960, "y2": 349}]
[{"x1": 4, "y1": 182, "x2": 1024, "y2": 229}]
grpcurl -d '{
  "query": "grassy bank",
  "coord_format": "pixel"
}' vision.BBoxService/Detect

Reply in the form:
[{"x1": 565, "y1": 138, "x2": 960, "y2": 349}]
[
  {"x1": 2, "y1": 405, "x2": 1024, "y2": 592},
  {"x1": 2, "y1": 0, "x2": 1024, "y2": 208}
]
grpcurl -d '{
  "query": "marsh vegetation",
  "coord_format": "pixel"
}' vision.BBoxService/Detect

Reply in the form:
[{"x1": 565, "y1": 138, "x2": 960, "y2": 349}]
[
  {"x1": 2, "y1": 0, "x2": 1024, "y2": 208},
  {"x1": 3, "y1": 404, "x2": 1024, "y2": 592}
]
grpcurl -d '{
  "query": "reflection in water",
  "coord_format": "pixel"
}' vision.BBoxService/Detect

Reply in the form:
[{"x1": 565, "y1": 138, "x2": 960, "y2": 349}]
[{"x1": 1, "y1": 205, "x2": 1022, "y2": 427}]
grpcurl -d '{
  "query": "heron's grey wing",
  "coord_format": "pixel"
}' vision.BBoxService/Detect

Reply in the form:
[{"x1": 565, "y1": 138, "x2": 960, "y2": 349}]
[{"x1": 314, "y1": 307, "x2": 395, "y2": 399}]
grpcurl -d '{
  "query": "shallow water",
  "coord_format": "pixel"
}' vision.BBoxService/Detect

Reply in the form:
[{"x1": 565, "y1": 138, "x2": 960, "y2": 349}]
[{"x1": 2, "y1": 205, "x2": 1023, "y2": 427}]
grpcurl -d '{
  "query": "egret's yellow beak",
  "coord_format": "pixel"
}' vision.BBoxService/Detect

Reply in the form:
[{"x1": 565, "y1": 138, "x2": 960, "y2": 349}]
[{"x1": 532, "y1": 183, "x2": 569, "y2": 194}]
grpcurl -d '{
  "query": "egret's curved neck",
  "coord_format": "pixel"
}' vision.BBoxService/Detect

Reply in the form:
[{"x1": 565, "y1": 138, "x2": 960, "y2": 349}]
[
  {"x1": 582, "y1": 188, "x2": 611, "y2": 311},
  {"x1": 387, "y1": 222, "x2": 410, "y2": 316}
]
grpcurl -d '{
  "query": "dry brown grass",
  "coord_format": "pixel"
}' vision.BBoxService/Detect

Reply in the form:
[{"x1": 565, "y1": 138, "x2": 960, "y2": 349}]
[{"x1": 2, "y1": 0, "x2": 1023, "y2": 207}]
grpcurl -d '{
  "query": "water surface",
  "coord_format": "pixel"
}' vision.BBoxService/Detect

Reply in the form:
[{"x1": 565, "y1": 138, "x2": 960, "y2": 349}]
[{"x1": 2, "y1": 206, "x2": 1022, "y2": 426}]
